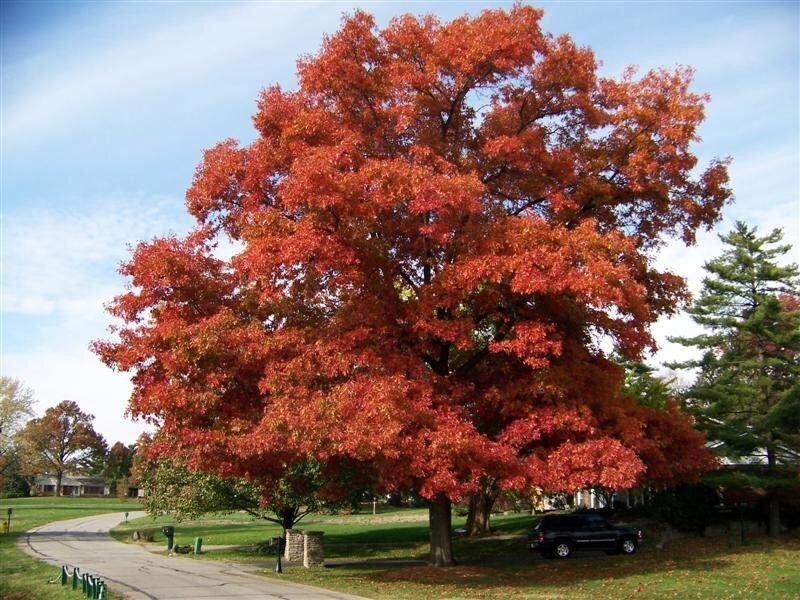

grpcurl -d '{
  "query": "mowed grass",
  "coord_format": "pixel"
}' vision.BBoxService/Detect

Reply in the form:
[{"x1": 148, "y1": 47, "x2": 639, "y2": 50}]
[
  {"x1": 112, "y1": 507, "x2": 800, "y2": 599},
  {"x1": 0, "y1": 496, "x2": 140, "y2": 600},
  {"x1": 273, "y1": 535, "x2": 800, "y2": 599}
]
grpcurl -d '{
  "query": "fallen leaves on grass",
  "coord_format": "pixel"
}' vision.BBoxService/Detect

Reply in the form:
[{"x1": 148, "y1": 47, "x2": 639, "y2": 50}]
[{"x1": 373, "y1": 565, "x2": 496, "y2": 584}]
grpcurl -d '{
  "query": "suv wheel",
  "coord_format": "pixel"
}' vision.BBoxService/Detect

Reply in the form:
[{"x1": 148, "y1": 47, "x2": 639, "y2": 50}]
[
  {"x1": 620, "y1": 538, "x2": 637, "y2": 555},
  {"x1": 554, "y1": 541, "x2": 572, "y2": 559}
]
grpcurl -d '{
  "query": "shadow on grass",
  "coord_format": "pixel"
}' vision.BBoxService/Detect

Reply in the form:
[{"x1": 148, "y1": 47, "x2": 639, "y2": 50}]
[{"x1": 314, "y1": 534, "x2": 800, "y2": 594}]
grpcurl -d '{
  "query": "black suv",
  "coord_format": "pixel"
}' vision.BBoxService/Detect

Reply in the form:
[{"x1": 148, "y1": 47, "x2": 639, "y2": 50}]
[{"x1": 527, "y1": 513, "x2": 642, "y2": 559}]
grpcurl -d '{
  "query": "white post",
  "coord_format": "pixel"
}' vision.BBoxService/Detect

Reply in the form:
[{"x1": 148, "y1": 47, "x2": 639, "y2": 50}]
[{"x1": 373, "y1": 497, "x2": 377, "y2": 515}]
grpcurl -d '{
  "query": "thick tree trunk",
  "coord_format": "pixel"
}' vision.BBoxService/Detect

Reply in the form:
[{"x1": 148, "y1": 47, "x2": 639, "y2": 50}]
[
  {"x1": 56, "y1": 471, "x2": 63, "y2": 496},
  {"x1": 465, "y1": 494, "x2": 477, "y2": 535},
  {"x1": 766, "y1": 444, "x2": 780, "y2": 537},
  {"x1": 279, "y1": 505, "x2": 298, "y2": 531},
  {"x1": 465, "y1": 484, "x2": 499, "y2": 537},
  {"x1": 429, "y1": 493, "x2": 455, "y2": 566},
  {"x1": 768, "y1": 496, "x2": 781, "y2": 537}
]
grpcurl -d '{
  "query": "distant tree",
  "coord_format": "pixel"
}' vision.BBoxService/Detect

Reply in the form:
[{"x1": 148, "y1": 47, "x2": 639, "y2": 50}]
[
  {"x1": 103, "y1": 441, "x2": 135, "y2": 494},
  {"x1": 0, "y1": 377, "x2": 36, "y2": 488},
  {"x1": 16, "y1": 400, "x2": 107, "y2": 496},
  {"x1": 619, "y1": 358, "x2": 673, "y2": 410},
  {"x1": 672, "y1": 221, "x2": 800, "y2": 536},
  {"x1": 1, "y1": 450, "x2": 31, "y2": 498}
]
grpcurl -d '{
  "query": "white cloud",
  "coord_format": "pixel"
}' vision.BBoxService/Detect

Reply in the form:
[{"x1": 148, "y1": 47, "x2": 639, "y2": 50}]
[
  {"x1": 595, "y1": 9, "x2": 795, "y2": 78},
  {"x1": 0, "y1": 194, "x2": 190, "y2": 317},
  {"x1": 2, "y1": 346, "x2": 152, "y2": 445},
  {"x1": 0, "y1": 195, "x2": 187, "y2": 443}
]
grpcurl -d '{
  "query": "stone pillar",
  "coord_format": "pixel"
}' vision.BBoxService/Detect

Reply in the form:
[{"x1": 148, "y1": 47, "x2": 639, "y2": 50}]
[
  {"x1": 285, "y1": 529, "x2": 304, "y2": 562},
  {"x1": 303, "y1": 531, "x2": 324, "y2": 567}
]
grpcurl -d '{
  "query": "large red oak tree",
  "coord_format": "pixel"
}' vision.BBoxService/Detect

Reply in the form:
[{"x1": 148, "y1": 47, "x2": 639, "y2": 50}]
[{"x1": 96, "y1": 6, "x2": 729, "y2": 565}]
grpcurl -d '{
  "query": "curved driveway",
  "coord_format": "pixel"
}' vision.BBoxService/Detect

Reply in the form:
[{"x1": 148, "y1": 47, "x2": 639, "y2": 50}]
[{"x1": 20, "y1": 511, "x2": 369, "y2": 600}]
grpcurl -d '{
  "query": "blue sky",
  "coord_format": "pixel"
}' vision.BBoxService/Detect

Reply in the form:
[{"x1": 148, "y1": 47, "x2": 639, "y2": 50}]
[{"x1": 1, "y1": 1, "x2": 798, "y2": 445}]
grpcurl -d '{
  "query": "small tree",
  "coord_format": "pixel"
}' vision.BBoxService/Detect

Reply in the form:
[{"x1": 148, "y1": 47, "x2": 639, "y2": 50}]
[
  {"x1": 0, "y1": 377, "x2": 36, "y2": 489},
  {"x1": 134, "y1": 441, "x2": 366, "y2": 534},
  {"x1": 104, "y1": 441, "x2": 135, "y2": 495},
  {"x1": 672, "y1": 221, "x2": 800, "y2": 535},
  {"x1": 16, "y1": 400, "x2": 107, "y2": 496}
]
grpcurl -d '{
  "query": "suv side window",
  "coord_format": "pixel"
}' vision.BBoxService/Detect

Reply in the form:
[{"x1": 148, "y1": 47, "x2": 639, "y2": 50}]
[{"x1": 584, "y1": 514, "x2": 609, "y2": 528}]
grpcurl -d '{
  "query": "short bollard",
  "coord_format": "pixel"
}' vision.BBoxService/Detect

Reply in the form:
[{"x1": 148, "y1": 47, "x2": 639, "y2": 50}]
[
  {"x1": 73, "y1": 568, "x2": 80, "y2": 590},
  {"x1": 61, "y1": 565, "x2": 68, "y2": 585},
  {"x1": 194, "y1": 537, "x2": 203, "y2": 554},
  {"x1": 82, "y1": 573, "x2": 88, "y2": 594}
]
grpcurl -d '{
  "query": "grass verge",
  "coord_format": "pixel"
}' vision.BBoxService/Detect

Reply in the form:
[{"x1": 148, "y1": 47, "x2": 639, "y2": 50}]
[
  {"x1": 0, "y1": 496, "x2": 141, "y2": 600},
  {"x1": 112, "y1": 507, "x2": 800, "y2": 599}
]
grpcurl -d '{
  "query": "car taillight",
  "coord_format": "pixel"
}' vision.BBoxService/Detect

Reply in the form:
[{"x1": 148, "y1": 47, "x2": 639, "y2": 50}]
[
  {"x1": 538, "y1": 532, "x2": 545, "y2": 543},
  {"x1": 637, "y1": 529, "x2": 643, "y2": 540}
]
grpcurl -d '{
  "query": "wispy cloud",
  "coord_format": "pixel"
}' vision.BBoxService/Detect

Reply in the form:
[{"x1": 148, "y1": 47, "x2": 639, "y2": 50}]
[
  {"x1": 2, "y1": 2, "x2": 313, "y2": 142},
  {"x1": 1, "y1": 194, "x2": 190, "y2": 317}
]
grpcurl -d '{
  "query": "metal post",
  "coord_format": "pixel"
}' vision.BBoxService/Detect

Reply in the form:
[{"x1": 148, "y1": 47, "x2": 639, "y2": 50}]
[
  {"x1": 60, "y1": 565, "x2": 68, "y2": 585},
  {"x1": 275, "y1": 536, "x2": 282, "y2": 573},
  {"x1": 73, "y1": 568, "x2": 80, "y2": 590},
  {"x1": 6, "y1": 507, "x2": 12, "y2": 531}
]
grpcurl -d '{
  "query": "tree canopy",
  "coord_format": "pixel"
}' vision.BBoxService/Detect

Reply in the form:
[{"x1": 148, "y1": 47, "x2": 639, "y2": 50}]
[
  {"x1": 96, "y1": 6, "x2": 729, "y2": 565},
  {"x1": 16, "y1": 400, "x2": 107, "y2": 496}
]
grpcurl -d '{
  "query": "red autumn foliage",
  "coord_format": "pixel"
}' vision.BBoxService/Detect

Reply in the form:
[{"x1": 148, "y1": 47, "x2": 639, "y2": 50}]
[{"x1": 95, "y1": 6, "x2": 727, "y2": 560}]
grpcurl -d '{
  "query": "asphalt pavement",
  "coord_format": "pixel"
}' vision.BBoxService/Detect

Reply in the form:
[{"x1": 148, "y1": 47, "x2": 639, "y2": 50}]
[{"x1": 20, "y1": 511, "x2": 371, "y2": 600}]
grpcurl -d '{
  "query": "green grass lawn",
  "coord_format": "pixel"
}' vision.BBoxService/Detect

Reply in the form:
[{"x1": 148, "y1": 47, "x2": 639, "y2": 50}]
[
  {"x1": 111, "y1": 507, "x2": 800, "y2": 599},
  {"x1": 0, "y1": 496, "x2": 141, "y2": 600}
]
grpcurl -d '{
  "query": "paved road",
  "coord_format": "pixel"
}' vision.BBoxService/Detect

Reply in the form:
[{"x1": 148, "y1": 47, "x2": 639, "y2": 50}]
[{"x1": 20, "y1": 512, "x2": 370, "y2": 600}]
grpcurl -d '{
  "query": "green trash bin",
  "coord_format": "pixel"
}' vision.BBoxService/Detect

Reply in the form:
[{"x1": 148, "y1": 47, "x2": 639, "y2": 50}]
[{"x1": 194, "y1": 537, "x2": 202, "y2": 554}]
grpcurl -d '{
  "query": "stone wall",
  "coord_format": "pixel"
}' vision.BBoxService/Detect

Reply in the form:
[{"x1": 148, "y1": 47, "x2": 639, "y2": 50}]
[
  {"x1": 284, "y1": 529, "x2": 304, "y2": 562},
  {"x1": 303, "y1": 531, "x2": 325, "y2": 567}
]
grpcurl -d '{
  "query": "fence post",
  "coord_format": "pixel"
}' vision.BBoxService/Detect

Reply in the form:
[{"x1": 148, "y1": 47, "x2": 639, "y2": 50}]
[
  {"x1": 72, "y1": 568, "x2": 80, "y2": 590},
  {"x1": 60, "y1": 565, "x2": 68, "y2": 585}
]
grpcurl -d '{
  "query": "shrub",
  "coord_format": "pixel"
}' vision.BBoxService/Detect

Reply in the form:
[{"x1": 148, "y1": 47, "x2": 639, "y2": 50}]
[{"x1": 652, "y1": 484, "x2": 722, "y2": 533}]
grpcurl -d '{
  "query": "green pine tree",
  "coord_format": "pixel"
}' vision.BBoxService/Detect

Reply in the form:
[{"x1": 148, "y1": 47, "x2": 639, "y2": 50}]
[{"x1": 671, "y1": 221, "x2": 800, "y2": 536}]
